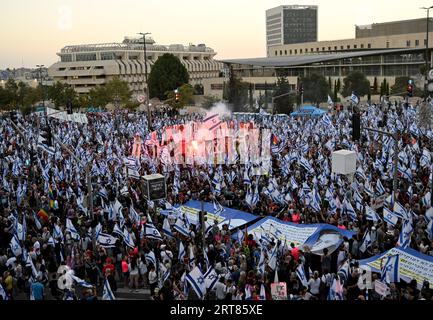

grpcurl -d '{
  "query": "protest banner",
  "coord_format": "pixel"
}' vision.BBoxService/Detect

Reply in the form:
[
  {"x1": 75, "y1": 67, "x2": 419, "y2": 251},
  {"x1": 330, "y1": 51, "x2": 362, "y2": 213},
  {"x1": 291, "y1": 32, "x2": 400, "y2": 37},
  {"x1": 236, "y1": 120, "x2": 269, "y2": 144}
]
[{"x1": 271, "y1": 282, "x2": 287, "y2": 300}]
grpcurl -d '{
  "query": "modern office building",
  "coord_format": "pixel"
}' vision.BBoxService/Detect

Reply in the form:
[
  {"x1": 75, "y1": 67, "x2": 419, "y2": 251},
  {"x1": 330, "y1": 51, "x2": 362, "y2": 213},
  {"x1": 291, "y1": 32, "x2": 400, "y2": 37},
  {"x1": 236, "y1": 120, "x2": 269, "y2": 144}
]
[
  {"x1": 268, "y1": 18, "x2": 433, "y2": 57},
  {"x1": 48, "y1": 36, "x2": 223, "y2": 95},
  {"x1": 266, "y1": 5, "x2": 318, "y2": 55}
]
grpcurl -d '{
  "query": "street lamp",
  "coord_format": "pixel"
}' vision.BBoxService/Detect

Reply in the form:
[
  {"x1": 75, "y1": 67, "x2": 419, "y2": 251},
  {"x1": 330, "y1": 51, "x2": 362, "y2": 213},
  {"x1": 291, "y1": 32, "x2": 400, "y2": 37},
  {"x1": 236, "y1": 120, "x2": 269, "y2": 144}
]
[
  {"x1": 36, "y1": 64, "x2": 45, "y2": 108},
  {"x1": 138, "y1": 32, "x2": 152, "y2": 131},
  {"x1": 421, "y1": 6, "x2": 433, "y2": 99}
]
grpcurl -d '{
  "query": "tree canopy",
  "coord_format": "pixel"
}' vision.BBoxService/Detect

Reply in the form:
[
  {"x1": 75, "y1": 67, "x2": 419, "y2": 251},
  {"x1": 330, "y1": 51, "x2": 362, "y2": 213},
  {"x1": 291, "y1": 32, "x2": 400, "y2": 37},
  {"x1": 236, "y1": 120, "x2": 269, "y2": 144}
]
[
  {"x1": 148, "y1": 53, "x2": 189, "y2": 100},
  {"x1": 88, "y1": 77, "x2": 132, "y2": 108},
  {"x1": 342, "y1": 71, "x2": 370, "y2": 97},
  {"x1": 273, "y1": 76, "x2": 294, "y2": 114},
  {"x1": 300, "y1": 73, "x2": 329, "y2": 104}
]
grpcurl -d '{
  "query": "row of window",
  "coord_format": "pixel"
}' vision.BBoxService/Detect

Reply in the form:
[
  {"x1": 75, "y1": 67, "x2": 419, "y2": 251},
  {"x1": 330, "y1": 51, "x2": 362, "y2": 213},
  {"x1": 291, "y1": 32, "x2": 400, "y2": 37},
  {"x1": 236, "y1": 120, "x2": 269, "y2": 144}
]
[{"x1": 275, "y1": 43, "x2": 373, "y2": 56}]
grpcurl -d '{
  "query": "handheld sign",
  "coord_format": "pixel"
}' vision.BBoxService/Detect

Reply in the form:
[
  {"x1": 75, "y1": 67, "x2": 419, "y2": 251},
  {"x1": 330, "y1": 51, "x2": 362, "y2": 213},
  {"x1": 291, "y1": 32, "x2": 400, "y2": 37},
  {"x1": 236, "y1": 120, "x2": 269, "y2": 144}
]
[{"x1": 271, "y1": 282, "x2": 287, "y2": 300}]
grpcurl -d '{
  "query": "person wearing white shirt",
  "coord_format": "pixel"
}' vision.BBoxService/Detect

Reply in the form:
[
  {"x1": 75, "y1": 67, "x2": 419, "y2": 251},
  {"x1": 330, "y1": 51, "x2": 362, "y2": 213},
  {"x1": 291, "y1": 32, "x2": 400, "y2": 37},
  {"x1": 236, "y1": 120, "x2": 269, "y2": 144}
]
[
  {"x1": 213, "y1": 277, "x2": 227, "y2": 300},
  {"x1": 308, "y1": 271, "x2": 321, "y2": 297}
]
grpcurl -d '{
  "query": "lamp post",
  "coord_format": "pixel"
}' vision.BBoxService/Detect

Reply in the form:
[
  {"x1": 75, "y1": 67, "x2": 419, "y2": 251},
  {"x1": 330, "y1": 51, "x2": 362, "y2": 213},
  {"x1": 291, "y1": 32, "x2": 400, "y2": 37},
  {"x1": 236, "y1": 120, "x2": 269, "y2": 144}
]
[
  {"x1": 421, "y1": 6, "x2": 433, "y2": 100},
  {"x1": 138, "y1": 32, "x2": 152, "y2": 131},
  {"x1": 36, "y1": 64, "x2": 45, "y2": 108}
]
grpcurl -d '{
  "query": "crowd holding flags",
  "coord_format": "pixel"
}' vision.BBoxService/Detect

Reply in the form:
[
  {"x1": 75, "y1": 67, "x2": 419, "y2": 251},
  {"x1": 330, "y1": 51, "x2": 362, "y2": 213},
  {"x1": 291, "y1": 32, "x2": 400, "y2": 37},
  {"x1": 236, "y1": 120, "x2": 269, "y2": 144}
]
[{"x1": 2, "y1": 101, "x2": 433, "y2": 301}]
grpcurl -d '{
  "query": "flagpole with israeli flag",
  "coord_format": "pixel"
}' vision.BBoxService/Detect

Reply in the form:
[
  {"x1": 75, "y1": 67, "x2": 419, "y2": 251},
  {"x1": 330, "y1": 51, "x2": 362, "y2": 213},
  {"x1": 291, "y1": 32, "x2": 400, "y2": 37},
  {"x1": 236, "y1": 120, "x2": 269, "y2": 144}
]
[{"x1": 102, "y1": 277, "x2": 115, "y2": 300}]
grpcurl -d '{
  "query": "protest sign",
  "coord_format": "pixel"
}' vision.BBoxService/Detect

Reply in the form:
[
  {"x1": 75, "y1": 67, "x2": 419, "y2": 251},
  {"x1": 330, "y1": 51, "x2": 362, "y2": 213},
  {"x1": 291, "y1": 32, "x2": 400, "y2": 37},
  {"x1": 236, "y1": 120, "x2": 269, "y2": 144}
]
[{"x1": 271, "y1": 282, "x2": 287, "y2": 300}]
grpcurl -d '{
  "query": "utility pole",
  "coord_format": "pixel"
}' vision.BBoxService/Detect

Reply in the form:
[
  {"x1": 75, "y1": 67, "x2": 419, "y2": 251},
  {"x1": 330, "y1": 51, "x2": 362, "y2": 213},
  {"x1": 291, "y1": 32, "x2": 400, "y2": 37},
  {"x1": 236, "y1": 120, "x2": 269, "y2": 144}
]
[
  {"x1": 36, "y1": 64, "x2": 45, "y2": 108},
  {"x1": 421, "y1": 6, "x2": 433, "y2": 100},
  {"x1": 138, "y1": 32, "x2": 152, "y2": 131},
  {"x1": 363, "y1": 127, "x2": 399, "y2": 204}
]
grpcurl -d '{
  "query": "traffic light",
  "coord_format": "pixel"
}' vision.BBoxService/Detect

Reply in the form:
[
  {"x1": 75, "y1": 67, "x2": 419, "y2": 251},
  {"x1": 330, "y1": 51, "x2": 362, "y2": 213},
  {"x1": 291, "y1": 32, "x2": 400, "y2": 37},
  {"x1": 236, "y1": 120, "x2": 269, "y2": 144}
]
[
  {"x1": 407, "y1": 83, "x2": 414, "y2": 97},
  {"x1": 352, "y1": 112, "x2": 361, "y2": 141},
  {"x1": 175, "y1": 88, "x2": 180, "y2": 103},
  {"x1": 298, "y1": 85, "x2": 304, "y2": 95},
  {"x1": 66, "y1": 99, "x2": 73, "y2": 114}
]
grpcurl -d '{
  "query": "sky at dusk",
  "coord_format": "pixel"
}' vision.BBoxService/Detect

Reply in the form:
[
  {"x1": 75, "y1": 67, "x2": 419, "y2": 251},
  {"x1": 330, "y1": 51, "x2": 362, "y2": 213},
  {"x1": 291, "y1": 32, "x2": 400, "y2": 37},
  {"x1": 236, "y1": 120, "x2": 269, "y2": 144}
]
[{"x1": 0, "y1": 0, "x2": 430, "y2": 69}]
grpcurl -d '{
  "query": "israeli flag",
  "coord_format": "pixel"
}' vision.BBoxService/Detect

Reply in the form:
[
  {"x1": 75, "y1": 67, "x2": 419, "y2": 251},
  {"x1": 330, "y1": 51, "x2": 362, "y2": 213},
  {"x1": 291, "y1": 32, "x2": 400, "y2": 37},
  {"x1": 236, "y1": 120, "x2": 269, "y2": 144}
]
[
  {"x1": 267, "y1": 243, "x2": 278, "y2": 271},
  {"x1": 296, "y1": 264, "x2": 308, "y2": 287},
  {"x1": 53, "y1": 224, "x2": 64, "y2": 242},
  {"x1": 210, "y1": 198, "x2": 223, "y2": 214},
  {"x1": 0, "y1": 283, "x2": 7, "y2": 300},
  {"x1": 359, "y1": 231, "x2": 372, "y2": 253},
  {"x1": 393, "y1": 202, "x2": 409, "y2": 220},
  {"x1": 381, "y1": 254, "x2": 400, "y2": 284},
  {"x1": 19, "y1": 216, "x2": 27, "y2": 241},
  {"x1": 145, "y1": 250, "x2": 157, "y2": 266},
  {"x1": 97, "y1": 233, "x2": 118, "y2": 248},
  {"x1": 145, "y1": 224, "x2": 163, "y2": 241},
  {"x1": 338, "y1": 260, "x2": 350, "y2": 281},
  {"x1": 162, "y1": 218, "x2": 174, "y2": 238},
  {"x1": 383, "y1": 207, "x2": 399, "y2": 226},
  {"x1": 10, "y1": 235, "x2": 22, "y2": 257},
  {"x1": 178, "y1": 241, "x2": 186, "y2": 261},
  {"x1": 328, "y1": 277, "x2": 344, "y2": 300},
  {"x1": 186, "y1": 266, "x2": 206, "y2": 300},
  {"x1": 422, "y1": 192, "x2": 431, "y2": 208},
  {"x1": 102, "y1": 278, "x2": 115, "y2": 300},
  {"x1": 189, "y1": 245, "x2": 195, "y2": 269},
  {"x1": 243, "y1": 169, "x2": 251, "y2": 186},
  {"x1": 397, "y1": 219, "x2": 413, "y2": 248},
  {"x1": 173, "y1": 217, "x2": 191, "y2": 238},
  {"x1": 32, "y1": 211, "x2": 42, "y2": 230},
  {"x1": 327, "y1": 95, "x2": 333, "y2": 106},
  {"x1": 365, "y1": 206, "x2": 381, "y2": 222},
  {"x1": 204, "y1": 267, "x2": 219, "y2": 290},
  {"x1": 129, "y1": 205, "x2": 141, "y2": 225},
  {"x1": 343, "y1": 199, "x2": 357, "y2": 221},
  {"x1": 123, "y1": 228, "x2": 135, "y2": 248},
  {"x1": 376, "y1": 179, "x2": 386, "y2": 195},
  {"x1": 350, "y1": 92, "x2": 359, "y2": 105},
  {"x1": 112, "y1": 223, "x2": 124, "y2": 238},
  {"x1": 47, "y1": 236, "x2": 55, "y2": 247},
  {"x1": 66, "y1": 219, "x2": 80, "y2": 241},
  {"x1": 71, "y1": 275, "x2": 93, "y2": 288}
]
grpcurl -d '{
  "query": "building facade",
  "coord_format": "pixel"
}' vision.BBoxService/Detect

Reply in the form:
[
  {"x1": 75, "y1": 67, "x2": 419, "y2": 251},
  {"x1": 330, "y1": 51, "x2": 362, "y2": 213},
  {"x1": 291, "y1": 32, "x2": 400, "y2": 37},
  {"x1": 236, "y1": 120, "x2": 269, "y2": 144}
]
[
  {"x1": 268, "y1": 18, "x2": 433, "y2": 57},
  {"x1": 48, "y1": 37, "x2": 224, "y2": 96},
  {"x1": 266, "y1": 5, "x2": 318, "y2": 55}
]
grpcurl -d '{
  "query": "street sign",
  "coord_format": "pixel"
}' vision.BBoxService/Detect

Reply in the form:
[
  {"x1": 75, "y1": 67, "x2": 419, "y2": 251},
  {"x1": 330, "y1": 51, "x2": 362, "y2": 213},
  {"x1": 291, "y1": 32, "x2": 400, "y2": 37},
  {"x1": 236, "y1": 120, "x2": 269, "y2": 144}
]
[
  {"x1": 428, "y1": 69, "x2": 433, "y2": 80},
  {"x1": 142, "y1": 174, "x2": 167, "y2": 201}
]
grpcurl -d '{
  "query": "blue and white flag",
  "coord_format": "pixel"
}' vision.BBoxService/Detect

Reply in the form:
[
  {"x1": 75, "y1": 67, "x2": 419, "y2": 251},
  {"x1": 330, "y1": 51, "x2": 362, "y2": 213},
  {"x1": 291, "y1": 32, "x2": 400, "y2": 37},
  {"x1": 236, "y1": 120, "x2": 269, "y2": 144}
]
[
  {"x1": 66, "y1": 219, "x2": 80, "y2": 241},
  {"x1": 32, "y1": 211, "x2": 42, "y2": 230},
  {"x1": 296, "y1": 264, "x2": 308, "y2": 287},
  {"x1": 397, "y1": 219, "x2": 413, "y2": 248},
  {"x1": 112, "y1": 223, "x2": 124, "y2": 238},
  {"x1": 18, "y1": 216, "x2": 26, "y2": 241},
  {"x1": 383, "y1": 207, "x2": 399, "y2": 226},
  {"x1": 376, "y1": 179, "x2": 386, "y2": 195},
  {"x1": 393, "y1": 202, "x2": 409, "y2": 220},
  {"x1": 204, "y1": 267, "x2": 219, "y2": 290},
  {"x1": 343, "y1": 199, "x2": 357, "y2": 221},
  {"x1": 350, "y1": 92, "x2": 359, "y2": 105},
  {"x1": 327, "y1": 95, "x2": 333, "y2": 106},
  {"x1": 162, "y1": 218, "x2": 173, "y2": 238},
  {"x1": 381, "y1": 254, "x2": 400, "y2": 284},
  {"x1": 0, "y1": 283, "x2": 7, "y2": 300},
  {"x1": 337, "y1": 260, "x2": 350, "y2": 281},
  {"x1": 365, "y1": 206, "x2": 381, "y2": 222},
  {"x1": 186, "y1": 266, "x2": 206, "y2": 299},
  {"x1": 10, "y1": 235, "x2": 22, "y2": 257},
  {"x1": 71, "y1": 275, "x2": 93, "y2": 288},
  {"x1": 422, "y1": 192, "x2": 431, "y2": 208},
  {"x1": 97, "y1": 233, "x2": 118, "y2": 248},
  {"x1": 145, "y1": 250, "x2": 157, "y2": 266},
  {"x1": 102, "y1": 278, "x2": 115, "y2": 300},
  {"x1": 145, "y1": 223, "x2": 163, "y2": 241},
  {"x1": 328, "y1": 277, "x2": 344, "y2": 300},
  {"x1": 123, "y1": 228, "x2": 135, "y2": 248},
  {"x1": 213, "y1": 199, "x2": 225, "y2": 215},
  {"x1": 129, "y1": 205, "x2": 141, "y2": 225},
  {"x1": 178, "y1": 241, "x2": 186, "y2": 261},
  {"x1": 359, "y1": 231, "x2": 372, "y2": 253},
  {"x1": 173, "y1": 217, "x2": 191, "y2": 238}
]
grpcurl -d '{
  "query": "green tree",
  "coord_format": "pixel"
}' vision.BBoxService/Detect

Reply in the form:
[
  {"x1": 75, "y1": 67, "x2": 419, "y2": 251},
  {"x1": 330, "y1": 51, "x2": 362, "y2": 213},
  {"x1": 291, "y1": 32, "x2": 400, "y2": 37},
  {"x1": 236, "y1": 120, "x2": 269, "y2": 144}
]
[
  {"x1": 372, "y1": 77, "x2": 378, "y2": 94},
  {"x1": 328, "y1": 77, "x2": 332, "y2": 91},
  {"x1": 148, "y1": 53, "x2": 189, "y2": 100},
  {"x1": 342, "y1": 71, "x2": 370, "y2": 97},
  {"x1": 226, "y1": 65, "x2": 248, "y2": 111},
  {"x1": 201, "y1": 95, "x2": 219, "y2": 109},
  {"x1": 300, "y1": 73, "x2": 329, "y2": 104},
  {"x1": 380, "y1": 78, "x2": 388, "y2": 96},
  {"x1": 47, "y1": 81, "x2": 77, "y2": 107},
  {"x1": 336, "y1": 78, "x2": 341, "y2": 92},
  {"x1": 88, "y1": 77, "x2": 132, "y2": 108},
  {"x1": 165, "y1": 83, "x2": 195, "y2": 108},
  {"x1": 273, "y1": 76, "x2": 294, "y2": 114},
  {"x1": 4, "y1": 79, "x2": 19, "y2": 109},
  {"x1": 333, "y1": 80, "x2": 338, "y2": 102}
]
